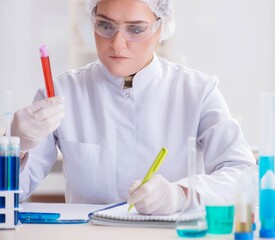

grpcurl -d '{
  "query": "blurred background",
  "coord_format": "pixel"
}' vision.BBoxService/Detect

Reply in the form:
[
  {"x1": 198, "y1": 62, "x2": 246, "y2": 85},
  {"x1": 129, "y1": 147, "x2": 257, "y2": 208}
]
[{"x1": 0, "y1": 0, "x2": 274, "y2": 201}]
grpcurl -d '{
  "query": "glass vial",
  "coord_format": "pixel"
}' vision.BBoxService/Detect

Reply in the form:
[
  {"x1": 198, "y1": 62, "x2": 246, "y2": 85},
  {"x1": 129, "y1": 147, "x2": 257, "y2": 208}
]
[{"x1": 234, "y1": 173, "x2": 253, "y2": 240}]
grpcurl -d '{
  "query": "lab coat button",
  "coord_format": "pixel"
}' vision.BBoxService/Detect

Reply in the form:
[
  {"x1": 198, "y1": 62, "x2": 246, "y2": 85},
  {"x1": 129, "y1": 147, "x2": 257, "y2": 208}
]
[{"x1": 125, "y1": 93, "x2": 130, "y2": 98}]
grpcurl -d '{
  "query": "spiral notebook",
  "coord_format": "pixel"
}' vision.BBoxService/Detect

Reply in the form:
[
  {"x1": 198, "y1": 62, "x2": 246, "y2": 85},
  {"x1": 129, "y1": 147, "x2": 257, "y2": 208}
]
[{"x1": 89, "y1": 201, "x2": 205, "y2": 228}]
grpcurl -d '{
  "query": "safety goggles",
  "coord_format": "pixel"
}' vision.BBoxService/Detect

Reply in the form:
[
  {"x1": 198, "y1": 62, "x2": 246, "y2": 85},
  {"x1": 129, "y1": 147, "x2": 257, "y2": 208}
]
[{"x1": 92, "y1": 16, "x2": 162, "y2": 42}]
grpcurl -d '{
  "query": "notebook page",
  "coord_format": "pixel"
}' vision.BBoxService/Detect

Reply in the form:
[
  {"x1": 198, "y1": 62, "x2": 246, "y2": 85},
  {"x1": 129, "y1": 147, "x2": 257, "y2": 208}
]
[{"x1": 92, "y1": 203, "x2": 204, "y2": 222}]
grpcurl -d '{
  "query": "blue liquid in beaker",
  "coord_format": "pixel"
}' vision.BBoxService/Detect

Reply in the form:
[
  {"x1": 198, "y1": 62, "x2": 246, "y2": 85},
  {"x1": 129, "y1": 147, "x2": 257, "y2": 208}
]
[
  {"x1": 176, "y1": 218, "x2": 208, "y2": 239},
  {"x1": 176, "y1": 228, "x2": 208, "y2": 238},
  {"x1": 206, "y1": 205, "x2": 234, "y2": 234}
]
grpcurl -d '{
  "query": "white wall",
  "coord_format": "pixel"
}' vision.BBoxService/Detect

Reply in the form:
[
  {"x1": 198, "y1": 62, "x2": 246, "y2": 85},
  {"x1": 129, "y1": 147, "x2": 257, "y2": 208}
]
[
  {"x1": 171, "y1": 0, "x2": 275, "y2": 147},
  {"x1": 0, "y1": 1, "x2": 31, "y2": 127},
  {"x1": 0, "y1": 0, "x2": 69, "y2": 129},
  {"x1": 1, "y1": 0, "x2": 275, "y2": 148}
]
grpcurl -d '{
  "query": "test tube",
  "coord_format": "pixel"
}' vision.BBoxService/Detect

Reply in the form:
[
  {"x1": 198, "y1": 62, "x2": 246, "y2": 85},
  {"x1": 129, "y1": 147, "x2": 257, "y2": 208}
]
[
  {"x1": 8, "y1": 137, "x2": 20, "y2": 191},
  {"x1": 234, "y1": 173, "x2": 253, "y2": 240},
  {"x1": 251, "y1": 176, "x2": 258, "y2": 231},
  {"x1": 0, "y1": 136, "x2": 9, "y2": 223},
  {"x1": 40, "y1": 45, "x2": 55, "y2": 98},
  {"x1": 259, "y1": 93, "x2": 275, "y2": 177},
  {"x1": 0, "y1": 137, "x2": 9, "y2": 191},
  {"x1": 8, "y1": 137, "x2": 20, "y2": 225},
  {"x1": 258, "y1": 93, "x2": 275, "y2": 238},
  {"x1": 259, "y1": 170, "x2": 275, "y2": 238},
  {"x1": 4, "y1": 91, "x2": 12, "y2": 138}
]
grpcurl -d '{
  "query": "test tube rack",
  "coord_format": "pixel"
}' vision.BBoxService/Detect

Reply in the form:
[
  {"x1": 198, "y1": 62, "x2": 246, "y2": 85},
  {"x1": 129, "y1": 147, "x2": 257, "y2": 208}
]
[{"x1": 0, "y1": 190, "x2": 20, "y2": 229}]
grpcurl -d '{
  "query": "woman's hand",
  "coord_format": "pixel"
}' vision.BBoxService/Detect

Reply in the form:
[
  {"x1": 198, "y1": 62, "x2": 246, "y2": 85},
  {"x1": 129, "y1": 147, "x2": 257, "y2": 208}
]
[
  {"x1": 128, "y1": 174, "x2": 186, "y2": 215},
  {"x1": 11, "y1": 96, "x2": 65, "y2": 152}
]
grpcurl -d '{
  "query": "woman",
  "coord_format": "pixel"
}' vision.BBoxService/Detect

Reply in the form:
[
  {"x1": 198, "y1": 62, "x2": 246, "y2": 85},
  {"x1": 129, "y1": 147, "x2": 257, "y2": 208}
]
[{"x1": 12, "y1": 0, "x2": 257, "y2": 215}]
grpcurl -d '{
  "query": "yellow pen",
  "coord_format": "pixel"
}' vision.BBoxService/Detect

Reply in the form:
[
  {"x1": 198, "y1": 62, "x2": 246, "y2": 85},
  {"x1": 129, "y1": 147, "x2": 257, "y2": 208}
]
[{"x1": 128, "y1": 147, "x2": 168, "y2": 212}]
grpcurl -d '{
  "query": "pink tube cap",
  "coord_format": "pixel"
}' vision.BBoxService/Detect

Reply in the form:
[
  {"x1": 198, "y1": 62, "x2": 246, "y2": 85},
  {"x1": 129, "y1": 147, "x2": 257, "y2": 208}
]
[{"x1": 39, "y1": 45, "x2": 49, "y2": 57}]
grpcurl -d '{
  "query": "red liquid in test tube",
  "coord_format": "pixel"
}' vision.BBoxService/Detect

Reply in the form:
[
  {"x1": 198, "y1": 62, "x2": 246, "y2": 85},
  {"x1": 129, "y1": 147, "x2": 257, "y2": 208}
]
[{"x1": 39, "y1": 45, "x2": 55, "y2": 97}]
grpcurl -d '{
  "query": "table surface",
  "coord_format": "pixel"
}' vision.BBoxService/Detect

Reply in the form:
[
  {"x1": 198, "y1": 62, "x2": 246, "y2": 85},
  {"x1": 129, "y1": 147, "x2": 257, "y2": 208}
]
[
  {"x1": 0, "y1": 203, "x2": 265, "y2": 240},
  {"x1": 0, "y1": 223, "x2": 264, "y2": 240}
]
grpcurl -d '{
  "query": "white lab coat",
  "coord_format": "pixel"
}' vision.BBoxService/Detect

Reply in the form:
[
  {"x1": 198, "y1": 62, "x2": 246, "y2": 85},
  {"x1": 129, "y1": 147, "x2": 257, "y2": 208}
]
[{"x1": 19, "y1": 54, "x2": 258, "y2": 204}]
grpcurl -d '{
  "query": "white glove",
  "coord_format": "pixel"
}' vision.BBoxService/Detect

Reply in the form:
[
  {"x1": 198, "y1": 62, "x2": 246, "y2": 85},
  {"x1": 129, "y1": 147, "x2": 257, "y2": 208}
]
[
  {"x1": 128, "y1": 174, "x2": 186, "y2": 215},
  {"x1": 11, "y1": 96, "x2": 65, "y2": 152}
]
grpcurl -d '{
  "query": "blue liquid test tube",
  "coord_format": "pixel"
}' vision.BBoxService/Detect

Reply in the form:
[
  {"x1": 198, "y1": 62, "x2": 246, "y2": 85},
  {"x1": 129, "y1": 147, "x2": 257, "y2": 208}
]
[
  {"x1": 258, "y1": 93, "x2": 275, "y2": 238},
  {"x1": 259, "y1": 170, "x2": 275, "y2": 238},
  {"x1": 8, "y1": 137, "x2": 20, "y2": 225},
  {"x1": 0, "y1": 137, "x2": 9, "y2": 191},
  {"x1": 0, "y1": 137, "x2": 9, "y2": 223}
]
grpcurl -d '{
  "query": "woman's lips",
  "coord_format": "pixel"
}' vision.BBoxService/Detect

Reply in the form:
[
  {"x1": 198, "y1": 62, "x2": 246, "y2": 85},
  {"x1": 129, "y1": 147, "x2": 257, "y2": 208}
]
[{"x1": 110, "y1": 55, "x2": 128, "y2": 61}]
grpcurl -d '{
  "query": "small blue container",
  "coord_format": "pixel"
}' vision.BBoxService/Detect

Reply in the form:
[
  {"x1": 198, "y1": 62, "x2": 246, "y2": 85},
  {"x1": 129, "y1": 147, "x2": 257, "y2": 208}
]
[
  {"x1": 0, "y1": 137, "x2": 9, "y2": 223},
  {"x1": 8, "y1": 137, "x2": 20, "y2": 225}
]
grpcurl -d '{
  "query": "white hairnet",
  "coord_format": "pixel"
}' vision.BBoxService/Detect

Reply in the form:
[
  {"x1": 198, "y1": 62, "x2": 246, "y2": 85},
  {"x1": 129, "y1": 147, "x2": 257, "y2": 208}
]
[{"x1": 86, "y1": 0, "x2": 175, "y2": 41}]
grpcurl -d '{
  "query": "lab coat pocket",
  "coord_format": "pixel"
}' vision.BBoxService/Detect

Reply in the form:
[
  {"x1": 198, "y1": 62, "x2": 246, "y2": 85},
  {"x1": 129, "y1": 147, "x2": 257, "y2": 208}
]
[{"x1": 59, "y1": 139, "x2": 100, "y2": 199}]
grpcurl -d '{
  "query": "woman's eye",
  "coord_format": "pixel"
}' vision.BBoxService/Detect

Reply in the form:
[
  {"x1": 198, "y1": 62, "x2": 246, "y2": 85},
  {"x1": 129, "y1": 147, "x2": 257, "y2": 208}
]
[
  {"x1": 98, "y1": 21, "x2": 114, "y2": 30},
  {"x1": 127, "y1": 25, "x2": 147, "y2": 34}
]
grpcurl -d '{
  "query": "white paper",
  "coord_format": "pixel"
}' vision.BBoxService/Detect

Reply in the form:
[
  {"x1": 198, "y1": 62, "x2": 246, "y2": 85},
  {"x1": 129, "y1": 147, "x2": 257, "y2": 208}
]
[{"x1": 21, "y1": 202, "x2": 108, "y2": 220}]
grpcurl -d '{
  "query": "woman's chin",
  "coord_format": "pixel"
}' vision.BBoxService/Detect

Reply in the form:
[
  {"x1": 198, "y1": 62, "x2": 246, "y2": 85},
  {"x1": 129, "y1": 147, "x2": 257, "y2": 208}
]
[{"x1": 107, "y1": 66, "x2": 136, "y2": 78}]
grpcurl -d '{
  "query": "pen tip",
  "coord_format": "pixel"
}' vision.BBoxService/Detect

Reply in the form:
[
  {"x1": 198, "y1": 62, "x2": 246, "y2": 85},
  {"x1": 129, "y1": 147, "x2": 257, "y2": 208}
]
[{"x1": 128, "y1": 205, "x2": 133, "y2": 212}]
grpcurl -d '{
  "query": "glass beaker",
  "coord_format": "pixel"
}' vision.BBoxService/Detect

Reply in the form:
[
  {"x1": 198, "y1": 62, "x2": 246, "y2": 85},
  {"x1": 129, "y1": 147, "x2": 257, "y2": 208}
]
[{"x1": 175, "y1": 137, "x2": 208, "y2": 238}]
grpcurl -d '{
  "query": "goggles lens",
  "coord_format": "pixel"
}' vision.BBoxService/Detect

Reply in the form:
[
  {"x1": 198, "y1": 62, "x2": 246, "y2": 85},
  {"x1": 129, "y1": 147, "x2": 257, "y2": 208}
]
[{"x1": 92, "y1": 17, "x2": 161, "y2": 42}]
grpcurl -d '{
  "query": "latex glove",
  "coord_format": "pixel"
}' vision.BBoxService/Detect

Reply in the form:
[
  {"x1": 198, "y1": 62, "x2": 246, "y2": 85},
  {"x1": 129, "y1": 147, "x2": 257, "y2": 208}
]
[
  {"x1": 128, "y1": 174, "x2": 186, "y2": 215},
  {"x1": 11, "y1": 96, "x2": 65, "y2": 152}
]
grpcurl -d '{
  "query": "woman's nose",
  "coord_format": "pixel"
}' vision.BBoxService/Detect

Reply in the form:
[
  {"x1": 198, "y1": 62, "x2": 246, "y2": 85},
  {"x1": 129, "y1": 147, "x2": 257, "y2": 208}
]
[{"x1": 110, "y1": 31, "x2": 127, "y2": 51}]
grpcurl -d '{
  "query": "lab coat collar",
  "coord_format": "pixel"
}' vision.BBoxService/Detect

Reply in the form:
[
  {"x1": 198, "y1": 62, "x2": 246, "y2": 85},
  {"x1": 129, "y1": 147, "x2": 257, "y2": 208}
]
[
  {"x1": 99, "y1": 53, "x2": 161, "y2": 90},
  {"x1": 133, "y1": 53, "x2": 160, "y2": 90},
  {"x1": 99, "y1": 62, "x2": 124, "y2": 89}
]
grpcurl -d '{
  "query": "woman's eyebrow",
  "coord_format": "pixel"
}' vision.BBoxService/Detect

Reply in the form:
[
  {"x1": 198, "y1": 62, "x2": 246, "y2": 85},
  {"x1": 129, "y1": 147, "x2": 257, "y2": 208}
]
[{"x1": 96, "y1": 13, "x2": 148, "y2": 24}]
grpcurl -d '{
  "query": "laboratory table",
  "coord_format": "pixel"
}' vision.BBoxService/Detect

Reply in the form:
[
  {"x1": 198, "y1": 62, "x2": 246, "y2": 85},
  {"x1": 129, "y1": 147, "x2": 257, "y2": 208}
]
[{"x1": 0, "y1": 223, "x2": 265, "y2": 240}]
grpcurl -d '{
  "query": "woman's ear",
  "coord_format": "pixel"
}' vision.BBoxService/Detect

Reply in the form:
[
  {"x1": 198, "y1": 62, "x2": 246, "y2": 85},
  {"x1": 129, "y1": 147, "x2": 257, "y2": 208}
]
[
  {"x1": 156, "y1": 27, "x2": 162, "y2": 44},
  {"x1": 155, "y1": 39, "x2": 162, "y2": 53}
]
